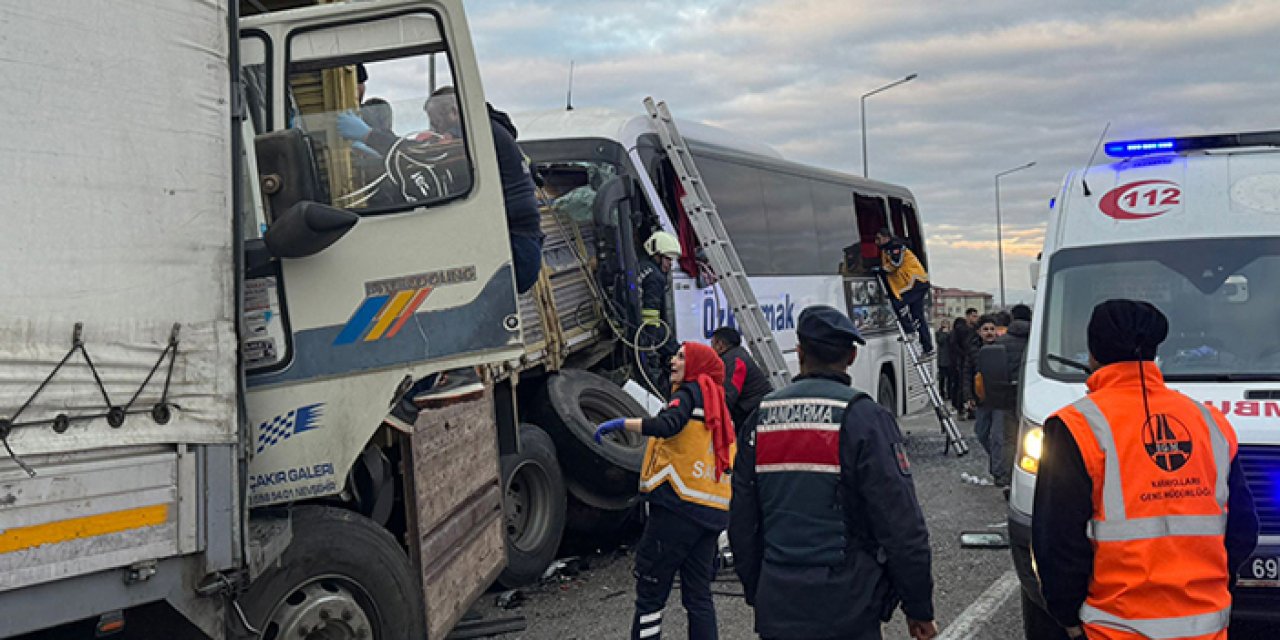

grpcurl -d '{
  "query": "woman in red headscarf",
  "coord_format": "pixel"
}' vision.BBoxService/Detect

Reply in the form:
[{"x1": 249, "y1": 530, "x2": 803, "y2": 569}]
[{"x1": 594, "y1": 341, "x2": 736, "y2": 640}]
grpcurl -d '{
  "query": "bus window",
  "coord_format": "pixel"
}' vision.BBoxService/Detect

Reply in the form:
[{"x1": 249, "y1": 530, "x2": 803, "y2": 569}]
[
  {"x1": 694, "y1": 153, "x2": 773, "y2": 275},
  {"x1": 888, "y1": 197, "x2": 926, "y2": 268},
  {"x1": 854, "y1": 193, "x2": 888, "y2": 269},
  {"x1": 812, "y1": 182, "x2": 860, "y2": 268},
  {"x1": 760, "y1": 171, "x2": 821, "y2": 274}
]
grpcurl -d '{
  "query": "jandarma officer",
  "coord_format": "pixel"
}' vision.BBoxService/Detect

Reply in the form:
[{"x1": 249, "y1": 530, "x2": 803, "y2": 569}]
[
  {"x1": 1032, "y1": 299, "x2": 1258, "y2": 640},
  {"x1": 729, "y1": 305, "x2": 938, "y2": 640}
]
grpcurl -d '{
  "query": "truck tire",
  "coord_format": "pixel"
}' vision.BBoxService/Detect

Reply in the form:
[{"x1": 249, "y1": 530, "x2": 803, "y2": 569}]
[
  {"x1": 1020, "y1": 589, "x2": 1070, "y2": 640},
  {"x1": 565, "y1": 493, "x2": 645, "y2": 538},
  {"x1": 531, "y1": 369, "x2": 648, "y2": 497},
  {"x1": 497, "y1": 425, "x2": 567, "y2": 588},
  {"x1": 231, "y1": 506, "x2": 425, "y2": 640},
  {"x1": 877, "y1": 371, "x2": 897, "y2": 413}
]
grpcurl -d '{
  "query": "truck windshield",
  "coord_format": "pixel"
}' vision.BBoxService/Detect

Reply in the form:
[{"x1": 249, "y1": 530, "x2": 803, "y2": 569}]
[{"x1": 1041, "y1": 238, "x2": 1280, "y2": 382}]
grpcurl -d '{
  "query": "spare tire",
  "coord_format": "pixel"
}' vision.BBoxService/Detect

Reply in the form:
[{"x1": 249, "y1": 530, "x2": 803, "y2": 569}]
[{"x1": 531, "y1": 369, "x2": 649, "y2": 498}]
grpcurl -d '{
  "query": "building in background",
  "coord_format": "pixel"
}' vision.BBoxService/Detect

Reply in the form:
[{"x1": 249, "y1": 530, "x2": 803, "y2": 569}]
[{"x1": 931, "y1": 286, "x2": 993, "y2": 322}]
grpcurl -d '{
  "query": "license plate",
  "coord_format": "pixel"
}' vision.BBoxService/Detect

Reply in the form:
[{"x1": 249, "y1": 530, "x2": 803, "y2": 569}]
[{"x1": 1238, "y1": 555, "x2": 1280, "y2": 587}]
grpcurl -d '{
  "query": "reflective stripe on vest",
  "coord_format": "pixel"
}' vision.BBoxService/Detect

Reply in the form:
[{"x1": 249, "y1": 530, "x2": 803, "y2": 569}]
[
  {"x1": 1074, "y1": 397, "x2": 1230, "y2": 543},
  {"x1": 1079, "y1": 603, "x2": 1231, "y2": 640},
  {"x1": 639, "y1": 466, "x2": 730, "y2": 508},
  {"x1": 642, "y1": 308, "x2": 661, "y2": 323}
]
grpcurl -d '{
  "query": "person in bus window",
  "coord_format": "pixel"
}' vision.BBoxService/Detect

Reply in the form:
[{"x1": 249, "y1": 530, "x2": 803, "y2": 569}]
[{"x1": 873, "y1": 229, "x2": 933, "y2": 355}]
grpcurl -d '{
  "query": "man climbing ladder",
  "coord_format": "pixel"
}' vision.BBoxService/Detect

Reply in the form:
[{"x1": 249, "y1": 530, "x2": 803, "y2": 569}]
[{"x1": 873, "y1": 267, "x2": 969, "y2": 456}]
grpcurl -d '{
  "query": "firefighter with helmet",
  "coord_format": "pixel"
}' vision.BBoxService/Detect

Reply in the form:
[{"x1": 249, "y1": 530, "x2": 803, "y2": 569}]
[{"x1": 638, "y1": 231, "x2": 681, "y2": 394}]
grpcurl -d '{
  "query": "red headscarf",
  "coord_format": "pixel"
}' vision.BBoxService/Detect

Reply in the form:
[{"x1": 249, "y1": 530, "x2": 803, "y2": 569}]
[{"x1": 678, "y1": 342, "x2": 735, "y2": 480}]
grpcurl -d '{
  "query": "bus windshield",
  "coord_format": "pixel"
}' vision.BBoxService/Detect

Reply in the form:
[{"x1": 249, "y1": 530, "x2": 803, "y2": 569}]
[{"x1": 1041, "y1": 238, "x2": 1280, "y2": 382}]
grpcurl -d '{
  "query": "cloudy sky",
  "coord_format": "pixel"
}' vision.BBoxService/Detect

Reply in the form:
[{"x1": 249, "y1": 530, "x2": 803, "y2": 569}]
[{"x1": 465, "y1": 0, "x2": 1279, "y2": 304}]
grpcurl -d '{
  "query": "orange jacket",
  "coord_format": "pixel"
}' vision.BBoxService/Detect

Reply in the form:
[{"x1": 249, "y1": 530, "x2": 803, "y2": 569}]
[{"x1": 1053, "y1": 362, "x2": 1236, "y2": 640}]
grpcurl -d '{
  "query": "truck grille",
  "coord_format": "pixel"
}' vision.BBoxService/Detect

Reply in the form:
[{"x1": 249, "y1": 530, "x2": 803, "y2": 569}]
[{"x1": 1237, "y1": 445, "x2": 1280, "y2": 536}]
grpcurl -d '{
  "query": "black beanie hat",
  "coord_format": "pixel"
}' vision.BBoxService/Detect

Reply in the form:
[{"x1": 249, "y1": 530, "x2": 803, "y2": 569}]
[{"x1": 1087, "y1": 299, "x2": 1169, "y2": 365}]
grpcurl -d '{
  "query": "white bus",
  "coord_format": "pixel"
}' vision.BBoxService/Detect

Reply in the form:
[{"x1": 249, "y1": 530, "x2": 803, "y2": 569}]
[{"x1": 516, "y1": 107, "x2": 931, "y2": 416}]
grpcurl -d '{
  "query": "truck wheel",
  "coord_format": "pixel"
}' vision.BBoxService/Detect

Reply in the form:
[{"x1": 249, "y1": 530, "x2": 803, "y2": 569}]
[
  {"x1": 232, "y1": 506, "x2": 424, "y2": 640},
  {"x1": 565, "y1": 493, "x2": 645, "y2": 538},
  {"x1": 497, "y1": 425, "x2": 567, "y2": 588},
  {"x1": 877, "y1": 371, "x2": 896, "y2": 413},
  {"x1": 1020, "y1": 589, "x2": 1070, "y2": 640},
  {"x1": 532, "y1": 369, "x2": 648, "y2": 497}
]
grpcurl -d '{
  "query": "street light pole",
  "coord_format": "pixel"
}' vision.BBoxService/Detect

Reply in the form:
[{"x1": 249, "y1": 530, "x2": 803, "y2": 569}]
[
  {"x1": 994, "y1": 161, "x2": 1036, "y2": 308},
  {"x1": 860, "y1": 73, "x2": 917, "y2": 178}
]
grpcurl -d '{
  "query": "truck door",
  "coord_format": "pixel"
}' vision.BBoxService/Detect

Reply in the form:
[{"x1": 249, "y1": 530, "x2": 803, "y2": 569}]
[{"x1": 238, "y1": 2, "x2": 514, "y2": 637}]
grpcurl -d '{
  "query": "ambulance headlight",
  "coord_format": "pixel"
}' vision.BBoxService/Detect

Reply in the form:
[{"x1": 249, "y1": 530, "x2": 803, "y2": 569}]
[{"x1": 1019, "y1": 421, "x2": 1044, "y2": 475}]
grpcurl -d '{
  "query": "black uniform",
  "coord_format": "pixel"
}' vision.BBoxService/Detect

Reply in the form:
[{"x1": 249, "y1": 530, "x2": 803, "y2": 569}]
[
  {"x1": 637, "y1": 255, "x2": 676, "y2": 390},
  {"x1": 719, "y1": 344, "x2": 772, "y2": 437},
  {"x1": 730, "y1": 371, "x2": 935, "y2": 639}
]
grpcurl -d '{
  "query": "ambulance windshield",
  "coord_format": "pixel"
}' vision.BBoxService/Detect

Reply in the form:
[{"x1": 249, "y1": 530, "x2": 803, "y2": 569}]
[{"x1": 1041, "y1": 238, "x2": 1280, "y2": 381}]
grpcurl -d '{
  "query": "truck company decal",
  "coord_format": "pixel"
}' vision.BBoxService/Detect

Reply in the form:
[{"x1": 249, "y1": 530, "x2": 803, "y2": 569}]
[
  {"x1": 255, "y1": 403, "x2": 324, "y2": 454},
  {"x1": 1099, "y1": 179, "x2": 1182, "y2": 220},
  {"x1": 334, "y1": 266, "x2": 477, "y2": 345},
  {"x1": 249, "y1": 462, "x2": 338, "y2": 506}
]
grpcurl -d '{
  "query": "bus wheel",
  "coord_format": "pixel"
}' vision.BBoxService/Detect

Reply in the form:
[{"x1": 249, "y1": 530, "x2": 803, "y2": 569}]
[
  {"x1": 232, "y1": 506, "x2": 424, "y2": 640},
  {"x1": 877, "y1": 371, "x2": 896, "y2": 413},
  {"x1": 497, "y1": 424, "x2": 567, "y2": 588}
]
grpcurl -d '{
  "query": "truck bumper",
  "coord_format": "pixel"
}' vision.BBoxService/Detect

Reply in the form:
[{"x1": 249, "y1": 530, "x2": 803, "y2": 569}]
[
  {"x1": 1233, "y1": 539, "x2": 1280, "y2": 622},
  {"x1": 1007, "y1": 505, "x2": 1044, "y2": 604}
]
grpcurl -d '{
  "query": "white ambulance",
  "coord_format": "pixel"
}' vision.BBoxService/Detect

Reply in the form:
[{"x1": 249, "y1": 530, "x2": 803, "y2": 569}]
[{"x1": 1008, "y1": 131, "x2": 1280, "y2": 633}]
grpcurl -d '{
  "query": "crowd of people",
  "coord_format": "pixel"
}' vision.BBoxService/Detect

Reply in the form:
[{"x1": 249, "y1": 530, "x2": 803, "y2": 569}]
[
  {"x1": 592, "y1": 297, "x2": 1256, "y2": 640},
  {"x1": 935, "y1": 303, "x2": 1032, "y2": 491}
]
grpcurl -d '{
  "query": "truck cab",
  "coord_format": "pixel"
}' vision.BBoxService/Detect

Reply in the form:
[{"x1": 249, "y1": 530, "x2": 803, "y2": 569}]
[{"x1": 1008, "y1": 131, "x2": 1280, "y2": 633}]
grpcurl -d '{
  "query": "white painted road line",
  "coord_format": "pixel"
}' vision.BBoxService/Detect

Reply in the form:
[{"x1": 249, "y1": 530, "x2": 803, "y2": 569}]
[{"x1": 937, "y1": 569, "x2": 1020, "y2": 640}]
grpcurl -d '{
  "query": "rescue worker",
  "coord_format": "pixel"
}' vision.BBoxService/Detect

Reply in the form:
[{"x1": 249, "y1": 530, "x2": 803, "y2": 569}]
[
  {"x1": 873, "y1": 229, "x2": 933, "y2": 355},
  {"x1": 710, "y1": 326, "x2": 773, "y2": 438},
  {"x1": 594, "y1": 341, "x2": 736, "y2": 640},
  {"x1": 729, "y1": 305, "x2": 938, "y2": 640},
  {"x1": 638, "y1": 231, "x2": 682, "y2": 393},
  {"x1": 1032, "y1": 299, "x2": 1258, "y2": 640}
]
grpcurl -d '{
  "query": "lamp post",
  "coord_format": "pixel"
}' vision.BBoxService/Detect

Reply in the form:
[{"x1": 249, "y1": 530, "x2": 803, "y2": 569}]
[
  {"x1": 860, "y1": 73, "x2": 917, "y2": 178},
  {"x1": 994, "y1": 161, "x2": 1036, "y2": 308}
]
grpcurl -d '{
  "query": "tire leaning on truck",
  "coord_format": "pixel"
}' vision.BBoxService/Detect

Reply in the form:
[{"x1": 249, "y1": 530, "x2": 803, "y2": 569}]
[
  {"x1": 531, "y1": 369, "x2": 648, "y2": 498},
  {"x1": 231, "y1": 506, "x2": 425, "y2": 640},
  {"x1": 497, "y1": 424, "x2": 567, "y2": 587}
]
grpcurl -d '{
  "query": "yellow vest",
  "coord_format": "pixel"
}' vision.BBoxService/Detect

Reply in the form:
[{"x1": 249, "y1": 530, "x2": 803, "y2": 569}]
[
  {"x1": 639, "y1": 408, "x2": 735, "y2": 511},
  {"x1": 882, "y1": 248, "x2": 929, "y2": 298}
]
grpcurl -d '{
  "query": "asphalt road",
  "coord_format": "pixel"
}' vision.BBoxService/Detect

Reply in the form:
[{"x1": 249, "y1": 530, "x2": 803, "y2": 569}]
[
  {"x1": 467, "y1": 409, "x2": 1280, "y2": 640},
  {"x1": 469, "y1": 410, "x2": 1023, "y2": 639}
]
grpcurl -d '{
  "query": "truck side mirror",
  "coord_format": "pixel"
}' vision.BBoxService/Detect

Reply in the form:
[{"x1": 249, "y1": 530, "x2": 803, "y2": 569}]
[
  {"x1": 264, "y1": 201, "x2": 358, "y2": 258},
  {"x1": 1029, "y1": 260, "x2": 1040, "y2": 290},
  {"x1": 255, "y1": 128, "x2": 326, "y2": 221}
]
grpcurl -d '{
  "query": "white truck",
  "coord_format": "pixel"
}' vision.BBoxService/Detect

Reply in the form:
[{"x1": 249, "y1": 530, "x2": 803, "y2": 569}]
[
  {"x1": 1007, "y1": 130, "x2": 1280, "y2": 636},
  {"x1": 0, "y1": 1, "x2": 668, "y2": 637}
]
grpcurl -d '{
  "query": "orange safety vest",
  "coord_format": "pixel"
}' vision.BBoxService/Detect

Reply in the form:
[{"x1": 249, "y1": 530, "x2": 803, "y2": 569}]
[
  {"x1": 1054, "y1": 362, "x2": 1236, "y2": 640},
  {"x1": 639, "y1": 406, "x2": 735, "y2": 511}
]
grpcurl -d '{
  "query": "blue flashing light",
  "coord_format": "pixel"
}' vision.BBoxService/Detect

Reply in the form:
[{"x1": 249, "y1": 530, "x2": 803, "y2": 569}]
[{"x1": 1104, "y1": 138, "x2": 1177, "y2": 158}]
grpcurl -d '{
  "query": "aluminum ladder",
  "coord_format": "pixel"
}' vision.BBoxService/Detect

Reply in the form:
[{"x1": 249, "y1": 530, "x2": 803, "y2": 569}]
[
  {"x1": 874, "y1": 270, "x2": 969, "y2": 456},
  {"x1": 644, "y1": 97, "x2": 791, "y2": 389}
]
